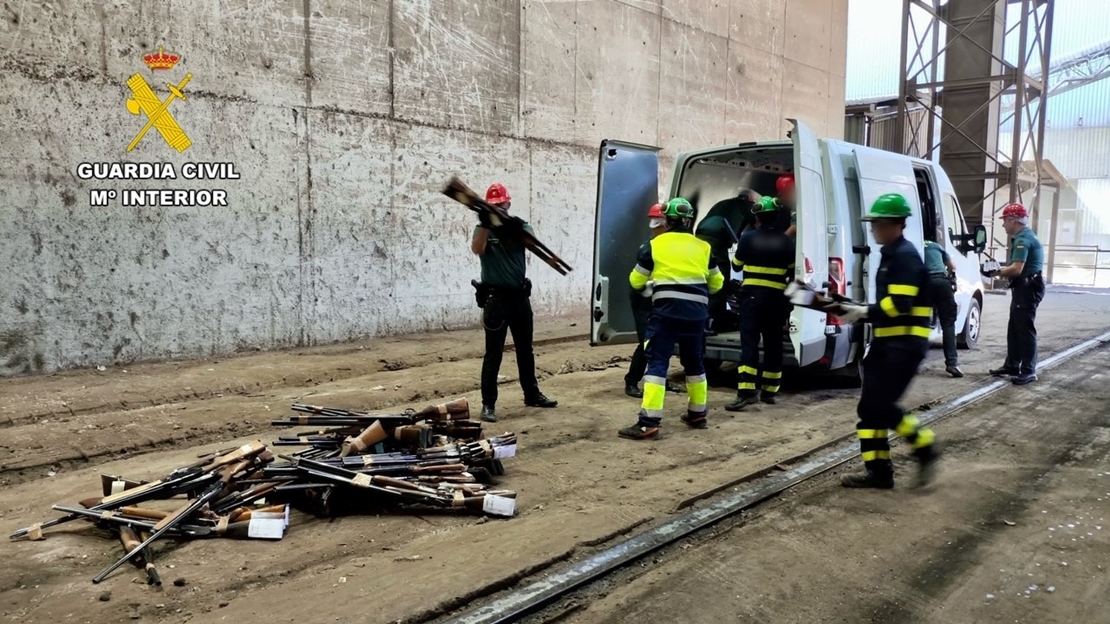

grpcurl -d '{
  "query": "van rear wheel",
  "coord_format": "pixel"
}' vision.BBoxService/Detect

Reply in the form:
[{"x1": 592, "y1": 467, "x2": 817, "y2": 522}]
[
  {"x1": 703, "y1": 358, "x2": 736, "y2": 388},
  {"x1": 958, "y1": 297, "x2": 981, "y2": 349}
]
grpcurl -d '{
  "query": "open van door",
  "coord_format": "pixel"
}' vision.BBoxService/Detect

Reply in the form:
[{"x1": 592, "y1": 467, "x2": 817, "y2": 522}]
[
  {"x1": 851, "y1": 146, "x2": 925, "y2": 305},
  {"x1": 591, "y1": 140, "x2": 661, "y2": 346},
  {"x1": 789, "y1": 119, "x2": 830, "y2": 367}
]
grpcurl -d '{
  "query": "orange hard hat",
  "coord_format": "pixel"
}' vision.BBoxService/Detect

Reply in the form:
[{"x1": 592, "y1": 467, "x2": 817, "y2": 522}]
[
  {"x1": 485, "y1": 183, "x2": 511, "y2": 205},
  {"x1": 647, "y1": 203, "x2": 664, "y2": 218},
  {"x1": 776, "y1": 173, "x2": 795, "y2": 194},
  {"x1": 1001, "y1": 202, "x2": 1028, "y2": 219}
]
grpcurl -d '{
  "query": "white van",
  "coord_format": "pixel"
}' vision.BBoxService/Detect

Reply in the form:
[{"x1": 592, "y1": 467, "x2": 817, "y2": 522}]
[{"x1": 590, "y1": 119, "x2": 988, "y2": 382}]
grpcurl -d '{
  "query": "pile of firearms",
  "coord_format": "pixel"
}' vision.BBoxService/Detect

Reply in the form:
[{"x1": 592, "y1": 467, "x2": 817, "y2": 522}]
[
  {"x1": 9, "y1": 397, "x2": 518, "y2": 584},
  {"x1": 266, "y1": 397, "x2": 518, "y2": 518}
]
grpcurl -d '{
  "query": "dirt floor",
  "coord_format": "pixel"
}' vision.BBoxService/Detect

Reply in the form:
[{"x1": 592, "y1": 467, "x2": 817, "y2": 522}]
[
  {"x1": 1, "y1": 289, "x2": 1108, "y2": 624},
  {"x1": 551, "y1": 344, "x2": 1110, "y2": 624}
]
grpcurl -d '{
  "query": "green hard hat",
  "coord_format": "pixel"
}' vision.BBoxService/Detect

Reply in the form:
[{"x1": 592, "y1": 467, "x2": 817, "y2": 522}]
[
  {"x1": 753, "y1": 196, "x2": 779, "y2": 213},
  {"x1": 862, "y1": 193, "x2": 912, "y2": 221},
  {"x1": 663, "y1": 197, "x2": 694, "y2": 219}
]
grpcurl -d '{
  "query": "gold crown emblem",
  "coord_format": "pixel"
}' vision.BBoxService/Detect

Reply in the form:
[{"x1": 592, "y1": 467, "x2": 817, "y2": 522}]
[{"x1": 143, "y1": 46, "x2": 180, "y2": 70}]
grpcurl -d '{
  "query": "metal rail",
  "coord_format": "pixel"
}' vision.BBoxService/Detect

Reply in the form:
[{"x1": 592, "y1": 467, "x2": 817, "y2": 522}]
[{"x1": 441, "y1": 329, "x2": 1110, "y2": 624}]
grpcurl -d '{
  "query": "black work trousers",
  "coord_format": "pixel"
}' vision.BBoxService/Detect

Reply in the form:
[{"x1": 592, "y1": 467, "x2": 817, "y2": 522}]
[
  {"x1": 1005, "y1": 275, "x2": 1046, "y2": 376},
  {"x1": 856, "y1": 340, "x2": 933, "y2": 475},
  {"x1": 481, "y1": 293, "x2": 539, "y2": 407},
  {"x1": 625, "y1": 303, "x2": 651, "y2": 386},
  {"x1": 928, "y1": 275, "x2": 959, "y2": 367},
  {"x1": 737, "y1": 288, "x2": 786, "y2": 397}
]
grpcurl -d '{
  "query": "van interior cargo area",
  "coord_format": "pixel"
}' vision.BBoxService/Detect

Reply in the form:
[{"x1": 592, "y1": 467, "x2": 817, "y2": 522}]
[{"x1": 676, "y1": 145, "x2": 801, "y2": 366}]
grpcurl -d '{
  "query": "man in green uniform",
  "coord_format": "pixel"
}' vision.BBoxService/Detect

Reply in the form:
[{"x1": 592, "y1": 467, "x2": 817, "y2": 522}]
[
  {"x1": 471, "y1": 183, "x2": 558, "y2": 423},
  {"x1": 726, "y1": 196, "x2": 795, "y2": 410},
  {"x1": 824, "y1": 194, "x2": 941, "y2": 489},
  {"x1": 621, "y1": 198, "x2": 725, "y2": 440},
  {"x1": 696, "y1": 189, "x2": 760, "y2": 335},
  {"x1": 924, "y1": 239, "x2": 962, "y2": 377},
  {"x1": 986, "y1": 203, "x2": 1045, "y2": 385}
]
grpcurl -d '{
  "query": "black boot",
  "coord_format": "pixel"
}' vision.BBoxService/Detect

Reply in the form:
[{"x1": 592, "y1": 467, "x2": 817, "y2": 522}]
[
  {"x1": 681, "y1": 410, "x2": 708, "y2": 429},
  {"x1": 840, "y1": 461, "x2": 894, "y2": 489},
  {"x1": 989, "y1": 365, "x2": 1018, "y2": 377},
  {"x1": 760, "y1": 391, "x2": 777, "y2": 405},
  {"x1": 480, "y1": 405, "x2": 497, "y2": 423},
  {"x1": 725, "y1": 393, "x2": 759, "y2": 412},
  {"x1": 914, "y1": 444, "x2": 942, "y2": 488},
  {"x1": 525, "y1": 392, "x2": 558, "y2": 408},
  {"x1": 625, "y1": 384, "x2": 644, "y2": 398},
  {"x1": 945, "y1": 366, "x2": 964, "y2": 378}
]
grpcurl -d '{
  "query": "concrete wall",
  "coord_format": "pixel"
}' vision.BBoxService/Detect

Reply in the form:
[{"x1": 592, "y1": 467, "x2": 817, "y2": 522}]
[{"x1": 0, "y1": 0, "x2": 848, "y2": 376}]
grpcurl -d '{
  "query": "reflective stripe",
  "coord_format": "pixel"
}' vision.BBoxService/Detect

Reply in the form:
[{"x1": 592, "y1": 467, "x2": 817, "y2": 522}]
[
  {"x1": 880, "y1": 296, "x2": 900, "y2": 317},
  {"x1": 761, "y1": 370, "x2": 782, "y2": 380},
  {"x1": 744, "y1": 265, "x2": 788, "y2": 275},
  {"x1": 913, "y1": 428, "x2": 936, "y2": 448},
  {"x1": 738, "y1": 365, "x2": 759, "y2": 376},
  {"x1": 732, "y1": 258, "x2": 744, "y2": 268},
  {"x1": 895, "y1": 415, "x2": 920, "y2": 437},
  {"x1": 910, "y1": 306, "x2": 932, "y2": 317},
  {"x1": 643, "y1": 408, "x2": 664, "y2": 419},
  {"x1": 861, "y1": 450, "x2": 892, "y2": 462},
  {"x1": 738, "y1": 382, "x2": 757, "y2": 390},
  {"x1": 761, "y1": 384, "x2": 780, "y2": 393},
  {"x1": 656, "y1": 277, "x2": 709, "y2": 286},
  {"x1": 642, "y1": 382, "x2": 666, "y2": 412},
  {"x1": 688, "y1": 404, "x2": 707, "y2": 413},
  {"x1": 857, "y1": 429, "x2": 888, "y2": 439},
  {"x1": 654, "y1": 291, "x2": 710, "y2": 305},
  {"x1": 643, "y1": 375, "x2": 667, "y2": 386},
  {"x1": 874, "y1": 326, "x2": 932, "y2": 339},
  {"x1": 686, "y1": 374, "x2": 707, "y2": 384},
  {"x1": 708, "y1": 267, "x2": 722, "y2": 276},
  {"x1": 742, "y1": 278, "x2": 787, "y2": 290},
  {"x1": 888, "y1": 284, "x2": 919, "y2": 296},
  {"x1": 633, "y1": 264, "x2": 651, "y2": 276}
]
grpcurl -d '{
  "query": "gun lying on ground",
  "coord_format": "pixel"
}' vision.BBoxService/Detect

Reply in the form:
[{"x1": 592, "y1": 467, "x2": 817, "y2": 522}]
[{"x1": 441, "y1": 176, "x2": 573, "y2": 275}]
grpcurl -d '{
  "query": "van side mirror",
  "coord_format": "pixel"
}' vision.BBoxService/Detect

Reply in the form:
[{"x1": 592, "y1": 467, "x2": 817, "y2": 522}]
[{"x1": 973, "y1": 225, "x2": 987, "y2": 254}]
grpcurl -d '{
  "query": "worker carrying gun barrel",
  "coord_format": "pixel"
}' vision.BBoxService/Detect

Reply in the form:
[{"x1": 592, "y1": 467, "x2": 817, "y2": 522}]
[
  {"x1": 823, "y1": 193, "x2": 941, "y2": 489},
  {"x1": 725, "y1": 196, "x2": 796, "y2": 411},
  {"x1": 620, "y1": 198, "x2": 725, "y2": 440}
]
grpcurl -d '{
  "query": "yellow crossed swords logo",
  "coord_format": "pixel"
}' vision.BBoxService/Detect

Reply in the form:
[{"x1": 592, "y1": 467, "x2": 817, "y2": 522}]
[{"x1": 125, "y1": 73, "x2": 193, "y2": 152}]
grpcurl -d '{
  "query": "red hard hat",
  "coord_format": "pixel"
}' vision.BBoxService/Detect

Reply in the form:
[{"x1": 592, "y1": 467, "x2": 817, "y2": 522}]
[
  {"x1": 1001, "y1": 203, "x2": 1028, "y2": 219},
  {"x1": 776, "y1": 173, "x2": 795, "y2": 194},
  {"x1": 485, "y1": 183, "x2": 511, "y2": 205},
  {"x1": 647, "y1": 203, "x2": 664, "y2": 218}
]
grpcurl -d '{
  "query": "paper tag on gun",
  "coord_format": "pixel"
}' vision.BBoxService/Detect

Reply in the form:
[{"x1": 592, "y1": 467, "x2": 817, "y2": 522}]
[
  {"x1": 482, "y1": 494, "x2": 516, "y2": 517},
  {"x1": 784, "y1": 281, "x2": 814, "y2": 306},
  {"x1": 493, "y1": 444, "x2": 517, "y2": 459},
  {"x1": 247, "y1": 517, "x2": 286, "y2": 540},
  {"x1": 110, "y1": 480, "x2": 126, "y2": 494},
  {"x1": 981, "y1": 259, "x2": 1001, "y2": 273}
]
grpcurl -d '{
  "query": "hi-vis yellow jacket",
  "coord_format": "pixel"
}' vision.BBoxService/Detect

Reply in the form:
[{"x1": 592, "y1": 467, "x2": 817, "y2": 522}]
[{"x1": 629, "y1": 229, "x2": 724, "y2": 322}]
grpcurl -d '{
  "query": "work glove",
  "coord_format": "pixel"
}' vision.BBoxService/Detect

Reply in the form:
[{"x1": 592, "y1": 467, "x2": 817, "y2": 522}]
[
  {"x1": 641, "y1": 281, "x2": 655, "y2": 298},
  {"x1": 829, "y1": 302, "x2": 868, "y2": 323}
]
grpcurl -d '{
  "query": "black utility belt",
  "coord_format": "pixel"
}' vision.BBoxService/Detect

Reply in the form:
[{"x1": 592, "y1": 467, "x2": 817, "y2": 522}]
[
  {"x1": 471, "y1": 279, "x2": 532, "y2": 308},
  {"x1": 1009, "y1": 273, "x2": 1043, "y2": 288}
]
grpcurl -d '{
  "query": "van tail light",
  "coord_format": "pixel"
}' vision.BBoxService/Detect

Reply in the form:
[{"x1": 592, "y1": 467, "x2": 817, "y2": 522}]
[{"x1": 826, "y1": 257, "x2": 846, "y2": 326}]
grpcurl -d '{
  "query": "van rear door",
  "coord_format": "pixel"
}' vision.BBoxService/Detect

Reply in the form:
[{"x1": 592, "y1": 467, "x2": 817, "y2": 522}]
[
  {"x1": 790, "y1": 119, "x2": 830, "y2": 367},
  {"x1": 851, "y1": 147, "x2": 926, "y2": 305},
  {"x1": 591, "y1": 140, "x2": 661, "y2": 346}
]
